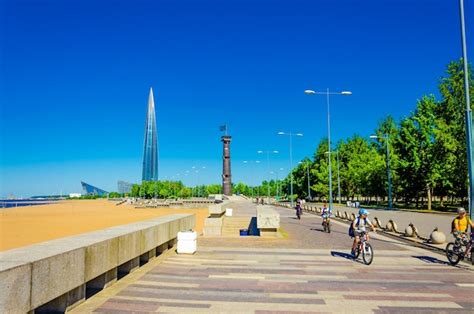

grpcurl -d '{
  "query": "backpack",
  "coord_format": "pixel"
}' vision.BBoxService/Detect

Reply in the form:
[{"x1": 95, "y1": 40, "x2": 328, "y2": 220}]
[{"x1": 348, "y1": 217, "x2": 367, "y2": 237}]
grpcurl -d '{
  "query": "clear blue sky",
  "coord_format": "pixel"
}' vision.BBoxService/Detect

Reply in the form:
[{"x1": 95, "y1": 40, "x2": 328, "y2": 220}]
[{"x1": 1, "y1": 0, "x2": 472, "y2": 197}]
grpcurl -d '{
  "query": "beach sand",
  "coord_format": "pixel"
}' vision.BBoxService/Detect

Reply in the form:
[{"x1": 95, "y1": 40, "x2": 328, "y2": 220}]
[{"x1": 0, "y1": 200, "x2": 208, "y2": 252}]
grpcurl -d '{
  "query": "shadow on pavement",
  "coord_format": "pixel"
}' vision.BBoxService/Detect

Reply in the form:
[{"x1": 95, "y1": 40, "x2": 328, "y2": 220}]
[
  {"x1": 310, "y1": 227, "x2": 346, "y2": 236},
  {"x1": 412, "y1": 255, "x2": 449, "y2": 265},
  {"x1": 331, "y1": 251, "x2": 354, "y2": 261}
]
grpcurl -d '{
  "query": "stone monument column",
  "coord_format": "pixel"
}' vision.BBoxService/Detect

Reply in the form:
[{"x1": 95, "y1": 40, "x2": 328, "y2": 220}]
[{"x1": 221, "y1": 135, "x2": 232, "y2": 196}]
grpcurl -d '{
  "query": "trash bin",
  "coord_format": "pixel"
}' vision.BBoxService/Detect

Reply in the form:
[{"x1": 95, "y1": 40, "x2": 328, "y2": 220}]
[{"x1": 177, "y1": 230, "x2": 197, "y2": 254}]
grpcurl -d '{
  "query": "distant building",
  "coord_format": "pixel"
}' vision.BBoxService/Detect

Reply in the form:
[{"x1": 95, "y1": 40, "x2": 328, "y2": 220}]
[
  {"x1": 117, "y1": 181, "x2": 133, "y2": 194},
  {"x1": 142, "y1": 87, "x2": 159, "y2": 181},
  {"x1": 69, "y1": 193, "x2": 82, "y2": 198},
  {"x1": 81, "y1": 181, "x2": 108, "y2": 196}
]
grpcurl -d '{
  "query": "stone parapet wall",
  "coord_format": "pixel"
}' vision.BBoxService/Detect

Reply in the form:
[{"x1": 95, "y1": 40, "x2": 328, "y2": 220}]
[{"x1": 0, "y1": 214, "x2": 195, "y2": 313}]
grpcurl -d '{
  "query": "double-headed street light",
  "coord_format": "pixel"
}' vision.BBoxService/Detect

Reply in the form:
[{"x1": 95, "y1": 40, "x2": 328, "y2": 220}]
[
  {"x1": 278, "y1": 131, "x2": 303, "y2": 207},
  {"x1": 370, "y1": 134, "x2": 393, "y2": 209},
  {"x1": 305, "y1": 89, "x2": 352, "y2": 212},
  {"x1": 258, "y1": 150, "x2": 279, "y2": 201}
]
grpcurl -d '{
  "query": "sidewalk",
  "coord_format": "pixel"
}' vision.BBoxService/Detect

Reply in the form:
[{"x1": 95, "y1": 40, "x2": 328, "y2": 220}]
[{"x1": 71, "y1": 199, "x2": 474, "y2": 313}]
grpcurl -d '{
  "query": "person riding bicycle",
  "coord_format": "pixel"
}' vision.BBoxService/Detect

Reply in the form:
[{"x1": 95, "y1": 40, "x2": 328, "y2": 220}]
[
  {"x1": 295, "y1": 198, "x2": 302, "y2": 218},
  {"x1": 321, "y1": 202, "x2": 331, "y2": 221},
  {"x1": 452, "y1": 207, "x2": 473, "y2": 243},
  {"x1": 350, "y1": 208, "x2": 376, "y2": 256}
]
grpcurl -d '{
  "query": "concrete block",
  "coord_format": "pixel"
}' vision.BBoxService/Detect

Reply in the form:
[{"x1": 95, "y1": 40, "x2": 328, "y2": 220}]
[
  {"x1": 203, "y1": 226, "x2": 222, "y2": 236},
  {"x1": 118, "y1": 232, "x2": 141, "y2": 265},
  {"x1": 140, "y1": 226, "x2": 159, "y2": 255},
  {"x1": 203, "y1": 216, "x2": 223, "y2": 236},
  {"x1": 208, "y1": 204, "x2": 225, "y2": 217},
  {"x1": 257, "y1": 206, "x2": 280, "y2": 229},
  {"x1": 0, "y1": 263, "x2": 31, "y2": 314},
  {"x1": 31, "y1": 248, "x2": 85, "y2": 309},
  {"x1": 85, "y1": 238, "x2": 119, "y2": 282},
  {"x1": 169, "y1": 219, "x2": 180, "y2": 240},
  {"x1": 204, "y1": 217, "x2": 224, "y2": 227}
]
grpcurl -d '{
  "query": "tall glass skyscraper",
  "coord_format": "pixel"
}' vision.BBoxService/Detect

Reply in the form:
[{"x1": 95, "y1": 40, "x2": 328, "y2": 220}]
[{"x1": 142, "y1": 87, "x2": 159, "y2": 181}]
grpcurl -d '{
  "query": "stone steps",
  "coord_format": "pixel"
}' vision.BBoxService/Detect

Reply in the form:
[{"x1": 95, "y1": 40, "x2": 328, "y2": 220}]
[{"x1": 221, "y1": 217, "x2": 252, "y2": 236}]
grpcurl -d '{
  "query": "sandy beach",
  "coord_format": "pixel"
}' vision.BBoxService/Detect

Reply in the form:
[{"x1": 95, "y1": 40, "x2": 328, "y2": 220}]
[{"x1": 0, "y1": 200, "x2": 208, "y2": 252}]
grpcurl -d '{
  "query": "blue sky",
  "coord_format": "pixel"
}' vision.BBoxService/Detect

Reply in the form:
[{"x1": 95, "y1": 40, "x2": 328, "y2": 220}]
[{"x1": 0, "y1": 0, "x2": 473, "y2": 197}]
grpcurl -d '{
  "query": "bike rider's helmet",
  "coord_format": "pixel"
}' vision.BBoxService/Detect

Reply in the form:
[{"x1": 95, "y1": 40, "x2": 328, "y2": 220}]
[
  {"x1": 457, "y1": 207, "x2": 466, "y2": 214},
  {"x1": 359, "y1": 208, "x2": 369, "y2": 216}
]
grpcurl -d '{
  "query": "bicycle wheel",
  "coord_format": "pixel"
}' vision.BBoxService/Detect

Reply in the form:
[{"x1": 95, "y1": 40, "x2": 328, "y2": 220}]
[
  {"x1": 362, "y1": 243, "x2": 374, "y2": 265},
  {"x1": 353, "y1": 246, "x2": 361, "y2": 259},
  {"x1": 446, "y1": 242, "x2": 461, "y2": 266},
  {"x1": 327, "y1": 220, "x2": 331, "y2": 233}
]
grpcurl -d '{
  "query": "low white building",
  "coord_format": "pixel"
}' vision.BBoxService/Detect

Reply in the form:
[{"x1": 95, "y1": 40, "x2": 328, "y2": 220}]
[{"x1": 69, "y1": 193, "x2": 82, "y2": 198}]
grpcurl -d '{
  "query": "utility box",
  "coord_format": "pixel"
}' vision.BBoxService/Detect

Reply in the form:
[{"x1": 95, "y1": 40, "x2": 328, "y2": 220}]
[{"x1": 177, "y1": 231, "x2": 197, "y2": 254}]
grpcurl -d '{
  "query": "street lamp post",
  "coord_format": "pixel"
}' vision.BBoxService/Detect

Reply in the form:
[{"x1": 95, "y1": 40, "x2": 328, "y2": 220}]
[
  {"x1": 370, "y1": 134, "x2": 393, "y2": 209},
  {"x1": 305, "y1": 89, "x2": 352, "y2": 212},
  {"x1": 278, "y1": 131, "x2": 303, "y2": 207},
  {"x1": 299, "y1": 160, "x2": 312, "y2": 200},
  {"x1": 459, "y1": 0, "x2": 474, "y2": 220},
  {"x1": 258, "y1": 150, "x2": 279, "y2": 202},
  {"x1": 336, "y1": 150, "x2": 341, "y2": 204},
  {"x1": 324, "y1": 151, "x2": 341, "y2": 204}
]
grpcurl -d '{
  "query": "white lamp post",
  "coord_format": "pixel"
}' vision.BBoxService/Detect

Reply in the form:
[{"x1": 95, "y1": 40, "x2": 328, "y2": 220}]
[
  {"x1": 305, "y1": 89, "x2": 352, "y2": 212},
  {"x1": 278, "y1": 131, "x2": 303, "y2": 207}
]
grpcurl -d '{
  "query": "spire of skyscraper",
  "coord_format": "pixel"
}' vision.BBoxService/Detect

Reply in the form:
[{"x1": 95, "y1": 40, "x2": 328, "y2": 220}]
[{"x1": 142, "y1": 87, "x2": 159, "y2": 181}]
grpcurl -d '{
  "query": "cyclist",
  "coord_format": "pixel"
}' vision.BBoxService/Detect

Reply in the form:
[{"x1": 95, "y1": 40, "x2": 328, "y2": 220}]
[
  {"x1": 350, "y1": 208, "x2": 376, "y2": 256},
  {"x1": 452, "y1": 207, "x2": 473, "y2": 240},
  {"x1": 453, "y1": 207, "x2": 473, "y2": 233},
  {"x1": 295, "y1": 198, "x2": 302, "y2": 219},
  {"x1": 321, "y1": 202, "x2": 331, "y2": 225}
]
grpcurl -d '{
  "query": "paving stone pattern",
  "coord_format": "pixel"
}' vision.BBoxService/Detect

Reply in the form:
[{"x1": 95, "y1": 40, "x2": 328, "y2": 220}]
[{"x1": 72, "y1": 200, "x2": 474, "y2": 313}]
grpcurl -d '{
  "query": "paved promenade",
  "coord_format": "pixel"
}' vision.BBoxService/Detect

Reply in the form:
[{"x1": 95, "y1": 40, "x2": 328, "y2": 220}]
[{"x1": 72, "y1": 200, "x2": 474, "y2": 313}]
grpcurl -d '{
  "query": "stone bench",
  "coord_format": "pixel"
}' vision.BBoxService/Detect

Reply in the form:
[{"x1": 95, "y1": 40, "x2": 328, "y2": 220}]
[
  {"x1": 257, "y1": 206, "x2": 280, "y2": 237},
  {"x1": 0, "y1": 214, "x2": 195, "y2": 313},
  {"x1": 203, "y1": 202, "x2": 230, "y2": 236}
]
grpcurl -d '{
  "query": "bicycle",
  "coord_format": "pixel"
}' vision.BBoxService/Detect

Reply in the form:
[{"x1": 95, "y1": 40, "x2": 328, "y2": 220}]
[
  {"x1": 446, "y1": 232, "x2": 473, "y2": 266},
  {"x1": 295, "y1": 206, "x2": 301, "y2": 220},
  {"x1": 322, "y1": 216, "x2": 331, "y2": 233},
  {"x1": 353, "y1": 231, "x2": 374, "y2": 265}
]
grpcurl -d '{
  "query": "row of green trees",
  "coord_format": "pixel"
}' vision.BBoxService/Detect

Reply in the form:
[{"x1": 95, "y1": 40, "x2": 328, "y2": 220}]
[
  {"x1": 129, "y1": 181, "x2": 222, "y2": 199},
  {"x1": 282, "y1": 60, "x2": 472, "y2": 209}
]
